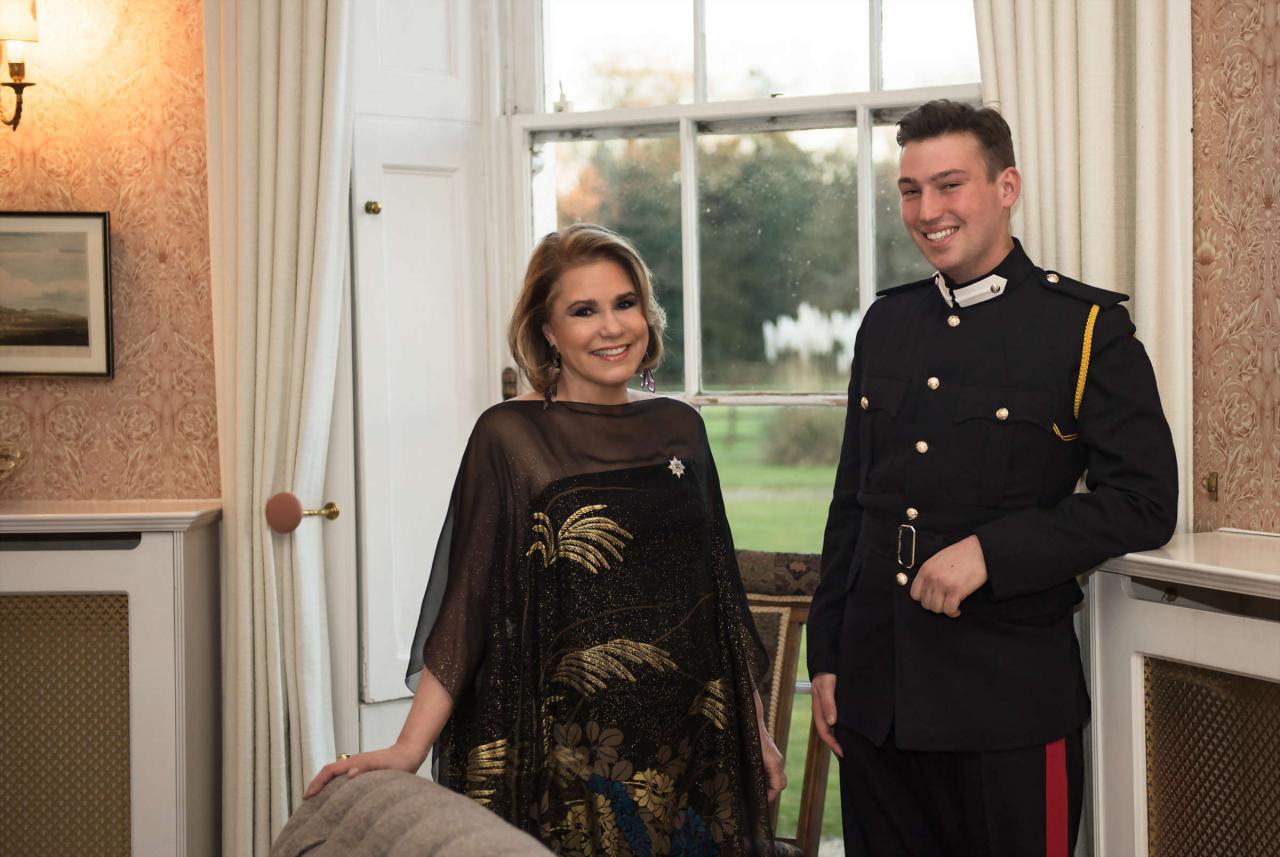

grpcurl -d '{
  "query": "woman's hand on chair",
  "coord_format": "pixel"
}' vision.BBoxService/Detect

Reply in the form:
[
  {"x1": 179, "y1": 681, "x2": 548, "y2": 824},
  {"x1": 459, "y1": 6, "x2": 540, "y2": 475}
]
[{"x1": 303, "y1": 742, "x2": 424, "y2": 799}]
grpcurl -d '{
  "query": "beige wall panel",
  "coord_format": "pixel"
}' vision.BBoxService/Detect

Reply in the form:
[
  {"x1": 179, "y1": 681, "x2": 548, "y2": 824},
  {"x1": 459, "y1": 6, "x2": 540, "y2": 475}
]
[
  {"x1": 1191, "y1": 0, "x2": 1280, "y2": 531},
  {"x1": 0, "y1": 0, "x2": 217, "y2": 501}
]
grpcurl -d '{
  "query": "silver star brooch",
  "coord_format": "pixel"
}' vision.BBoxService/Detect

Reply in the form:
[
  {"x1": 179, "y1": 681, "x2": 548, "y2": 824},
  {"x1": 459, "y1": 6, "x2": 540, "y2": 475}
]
[{"x1": 667, "y1": 457, "x2": 686, "y2": 479}]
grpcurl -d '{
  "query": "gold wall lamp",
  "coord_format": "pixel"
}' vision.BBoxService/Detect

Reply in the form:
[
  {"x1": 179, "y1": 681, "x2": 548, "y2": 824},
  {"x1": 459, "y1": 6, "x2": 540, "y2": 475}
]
[{"x1": 0, "y1": 0, "x2": 36, "y2": 130}]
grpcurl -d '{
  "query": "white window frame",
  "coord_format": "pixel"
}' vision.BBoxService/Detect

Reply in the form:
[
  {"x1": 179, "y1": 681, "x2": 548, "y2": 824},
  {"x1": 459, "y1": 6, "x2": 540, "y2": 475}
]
[{"x1": 496, "y1": 0, "x2": 981, "y2": 409}]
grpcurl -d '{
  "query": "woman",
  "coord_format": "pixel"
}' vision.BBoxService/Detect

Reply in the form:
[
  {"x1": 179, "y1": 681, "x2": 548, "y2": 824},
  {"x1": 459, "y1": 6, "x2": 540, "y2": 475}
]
[{"x1": 306, "y1": 224, "x2": 784, "y2": 855}]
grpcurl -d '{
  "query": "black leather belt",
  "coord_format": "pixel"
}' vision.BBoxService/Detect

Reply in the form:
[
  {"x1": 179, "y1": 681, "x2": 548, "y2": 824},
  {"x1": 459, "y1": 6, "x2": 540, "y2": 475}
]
[{"x1": 860, "y1": 514, "x2": 966, "y2": 570}]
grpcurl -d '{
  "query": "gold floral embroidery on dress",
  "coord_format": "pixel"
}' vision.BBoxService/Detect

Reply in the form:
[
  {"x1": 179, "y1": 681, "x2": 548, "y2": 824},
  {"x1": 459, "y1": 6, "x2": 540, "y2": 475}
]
[
  {"x1": 688, "y1": 678, "x2": 731, "y2": 730},
  {"x1": 551, "y1": 639, "x2": 677, "y2": 696},
  {"x1": 633, "y1": 768, "x2": 679, "y2": 827},
  {"x1": 562, "y1": 792, "x2": 629, "y2": 857},
  {"x1": 527, "y1": 504, "x2": 633, "y2": 574},
  {"x1": 549, "y1": 722, "x2": 632, "y2": 784},
  {"x1": 464, "y1": 738, "x2": 508, "y2": 806},
  {"x1": 701, "y1": 771, "x2": 739, "y2": 842},
  {"x1": 539, "y1": 723, "x2": 696, "y2": 856}
]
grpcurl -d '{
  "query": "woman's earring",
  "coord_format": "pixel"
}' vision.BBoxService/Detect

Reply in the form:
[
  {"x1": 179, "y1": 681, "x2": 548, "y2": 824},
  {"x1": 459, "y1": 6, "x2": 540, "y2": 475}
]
[
  {"x1": 641, "y1": 367, "x2": 656, "y2": 393},
  {"x1": 543, "y1": 349, "x2": 562, "y2": 409}
]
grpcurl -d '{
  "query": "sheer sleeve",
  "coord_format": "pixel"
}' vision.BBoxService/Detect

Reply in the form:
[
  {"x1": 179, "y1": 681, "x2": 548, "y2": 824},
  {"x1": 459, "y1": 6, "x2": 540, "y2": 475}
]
[
  {"x1": 406, "y1": 410, "x2": 516, "y2": 698},
  {"x1": 698, "y1": 421, "x2": 770, "y2": 688}
]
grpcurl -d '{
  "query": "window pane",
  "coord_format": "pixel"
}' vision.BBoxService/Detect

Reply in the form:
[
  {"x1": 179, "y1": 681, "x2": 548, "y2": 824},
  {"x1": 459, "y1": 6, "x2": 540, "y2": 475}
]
[
  {"x1": 533, "y1": 135, "x2": 685, "y2": 390},
  {"x1": 880, "y1": 0, "x2": 981, "y2": 90},
  {"x1": 708, "y1": 404, "x2": 842, "y2": 840},
  {"x1": 542, "y1": 0, "x2": 694, "y2": 112},
  {"x1": 703, "y1": 405, "x2": 842, "y2": 553},
  {"x1": 698, "y1": 126, "x2": 859, "y2": 393},
  {"x1": 873, "y1": 123, "x2": 935, "y2": 289},
  {"x1": 704, "y1": 404, "x2": 846, "y2": 841},
  {"x1": 705, "y1": 0, "x2": 870, "y2": 101}
]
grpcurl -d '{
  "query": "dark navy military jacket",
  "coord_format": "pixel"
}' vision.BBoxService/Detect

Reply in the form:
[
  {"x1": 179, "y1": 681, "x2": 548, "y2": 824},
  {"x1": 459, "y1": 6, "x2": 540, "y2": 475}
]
[{"x1": 809, "y1": 240, "x2": 1178, "y2": 751}]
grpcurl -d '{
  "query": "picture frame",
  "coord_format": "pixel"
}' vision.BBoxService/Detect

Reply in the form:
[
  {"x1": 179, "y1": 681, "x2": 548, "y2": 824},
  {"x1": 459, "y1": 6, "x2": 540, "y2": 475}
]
[{"x1": 0, "y1": 211, "x2": 113, "y2": 377}]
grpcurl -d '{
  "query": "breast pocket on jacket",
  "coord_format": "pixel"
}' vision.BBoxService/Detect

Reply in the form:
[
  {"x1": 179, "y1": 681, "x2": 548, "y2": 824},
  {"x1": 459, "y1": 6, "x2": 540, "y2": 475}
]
[
  {"x1": 858, "y1": 374, "x2": 908, "y2": 486},
  {"x1": 948, "y1": 384, "x2": 1060, "y2": 507}
]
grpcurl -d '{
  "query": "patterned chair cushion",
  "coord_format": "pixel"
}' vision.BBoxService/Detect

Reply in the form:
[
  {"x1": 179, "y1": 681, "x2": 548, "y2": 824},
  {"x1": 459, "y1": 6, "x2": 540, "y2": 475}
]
[{"x1": 737, "y1": 550, "x2": 821, "y2": 598}]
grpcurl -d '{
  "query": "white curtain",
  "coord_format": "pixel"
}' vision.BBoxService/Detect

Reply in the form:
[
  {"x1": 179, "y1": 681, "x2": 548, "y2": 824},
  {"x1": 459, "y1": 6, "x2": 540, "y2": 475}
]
[
  {"x1": 205, "y1": 1, "x2": 353, "y2": 853},
  {"x1": 973, "y1": 0, "x2": 1194, "y2": 531}
]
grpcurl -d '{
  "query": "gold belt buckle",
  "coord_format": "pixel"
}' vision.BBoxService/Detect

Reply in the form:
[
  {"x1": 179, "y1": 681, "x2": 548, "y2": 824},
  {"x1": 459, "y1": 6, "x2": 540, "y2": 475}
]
[{"x1": 897, "y1": 524, "x2": 917, "y2": 569}]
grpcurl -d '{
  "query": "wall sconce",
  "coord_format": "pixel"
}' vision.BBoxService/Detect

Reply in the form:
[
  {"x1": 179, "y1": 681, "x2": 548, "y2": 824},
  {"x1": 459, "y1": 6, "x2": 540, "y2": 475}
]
[{"x1": 0, "y1": 0, "x2": 35, "y2": 131}]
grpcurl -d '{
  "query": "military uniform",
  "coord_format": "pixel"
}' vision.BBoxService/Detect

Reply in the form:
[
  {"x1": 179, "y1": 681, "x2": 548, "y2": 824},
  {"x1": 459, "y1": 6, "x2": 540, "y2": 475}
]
[{"x1": 809, "y1": 240, "x2": 1178, "y2": 855}]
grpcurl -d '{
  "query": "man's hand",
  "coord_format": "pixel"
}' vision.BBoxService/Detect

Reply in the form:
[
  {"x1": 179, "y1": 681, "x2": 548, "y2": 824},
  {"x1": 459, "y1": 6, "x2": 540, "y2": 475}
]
[
  {"x1": 909, "y1": 534, "x2": 988, "y2": 618},
  {"x1": 810, "y1": 672, "x2": 843, "y2": 758}
]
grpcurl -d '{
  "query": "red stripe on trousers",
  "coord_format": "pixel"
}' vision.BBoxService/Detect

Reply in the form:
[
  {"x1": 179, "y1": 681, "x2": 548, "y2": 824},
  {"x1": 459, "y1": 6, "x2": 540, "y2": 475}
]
[{"x1": 1045, "y1": 738, "x2": 1068, "y2": 857}]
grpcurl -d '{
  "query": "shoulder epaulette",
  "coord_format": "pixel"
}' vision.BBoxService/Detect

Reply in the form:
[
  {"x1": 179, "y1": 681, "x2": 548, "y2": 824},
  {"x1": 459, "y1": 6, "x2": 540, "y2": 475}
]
[
  {"x1": 875, "y1": 276, "x2": 934, "y2": 298},
  {"x1": 1040, "y1": 271, "x2": 1128, "y2": 307}
]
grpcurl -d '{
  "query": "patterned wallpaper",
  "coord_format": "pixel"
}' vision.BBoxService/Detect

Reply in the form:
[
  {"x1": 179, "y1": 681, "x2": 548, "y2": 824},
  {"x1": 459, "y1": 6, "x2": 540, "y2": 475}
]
[
  {"x1": 0, "y1": 0, "x2": 218, "y2": 499},
  {"x1": 1192, "y1": 0, "x2": 1279, "y2": 532},
  {"x1": 0, "y1": 0, "x2": 1269, "y2": 517}
]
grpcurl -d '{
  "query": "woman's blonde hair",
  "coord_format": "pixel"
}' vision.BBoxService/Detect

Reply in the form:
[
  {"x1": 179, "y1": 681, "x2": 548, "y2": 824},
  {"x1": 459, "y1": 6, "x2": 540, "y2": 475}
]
[{"x1": 508, "y1": 223, "x2": 667, "y2": 392}]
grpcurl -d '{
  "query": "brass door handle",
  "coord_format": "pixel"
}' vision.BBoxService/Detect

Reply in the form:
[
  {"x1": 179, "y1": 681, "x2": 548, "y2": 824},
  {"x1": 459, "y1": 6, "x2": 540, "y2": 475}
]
[
  {"x1": 364, "y1": 200, "x2": 382, "y2": 215},
  {"x1": 266, "y1": 492, "x2": 341, "y2": 533},
  {"x1": 1201, "y1": 471, "x2": 1219, "y2": 502},
  {"x1": 0, "y1": 446, "x2": 25, "y2": 484}
]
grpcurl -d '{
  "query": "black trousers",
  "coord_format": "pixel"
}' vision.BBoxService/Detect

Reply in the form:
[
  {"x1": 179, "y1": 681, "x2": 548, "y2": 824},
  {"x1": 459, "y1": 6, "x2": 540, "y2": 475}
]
[{"x1": 837, "y1": 726, "x2": 1083, "y2": 857}]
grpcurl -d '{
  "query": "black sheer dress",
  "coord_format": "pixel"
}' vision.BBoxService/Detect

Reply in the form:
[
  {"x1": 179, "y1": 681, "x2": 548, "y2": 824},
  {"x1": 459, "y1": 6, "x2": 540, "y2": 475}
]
[{"x1": 408, "y1": 397, "x2": 774, "y2": 856}]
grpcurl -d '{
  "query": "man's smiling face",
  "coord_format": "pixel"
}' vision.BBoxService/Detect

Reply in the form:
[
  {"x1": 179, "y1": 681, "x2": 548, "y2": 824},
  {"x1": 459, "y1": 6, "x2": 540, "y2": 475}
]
[{"x1": 897, "y1": 131, "x2": 1020, "y2": 283}]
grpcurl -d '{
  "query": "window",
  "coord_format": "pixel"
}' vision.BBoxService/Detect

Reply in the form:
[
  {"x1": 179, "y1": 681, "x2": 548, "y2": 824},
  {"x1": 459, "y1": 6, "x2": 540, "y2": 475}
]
[{"x1": 510, "y1": 1, "x2": 981, "y2": 846}]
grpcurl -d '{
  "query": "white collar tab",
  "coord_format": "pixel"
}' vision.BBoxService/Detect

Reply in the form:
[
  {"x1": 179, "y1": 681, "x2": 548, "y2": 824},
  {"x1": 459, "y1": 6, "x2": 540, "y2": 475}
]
[{"x1": 934, "y1": 271, "x2": 1009, "y2": 309}]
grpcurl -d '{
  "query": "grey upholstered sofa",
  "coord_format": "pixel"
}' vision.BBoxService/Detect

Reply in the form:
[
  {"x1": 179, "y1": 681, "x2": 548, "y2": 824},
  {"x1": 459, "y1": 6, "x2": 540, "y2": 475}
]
[{"x1": 270, "y1": 770, "x2": 553, "y2": 857}]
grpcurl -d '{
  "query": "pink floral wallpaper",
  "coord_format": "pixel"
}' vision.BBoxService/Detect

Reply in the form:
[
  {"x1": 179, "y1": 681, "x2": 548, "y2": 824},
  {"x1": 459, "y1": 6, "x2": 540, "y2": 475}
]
[
  {"x1": 0, "y1": 0, "x2": 218, "y2": 499},
  {"x1": 1192, "y1": 0, "x2": 1280, "y2": 532}
]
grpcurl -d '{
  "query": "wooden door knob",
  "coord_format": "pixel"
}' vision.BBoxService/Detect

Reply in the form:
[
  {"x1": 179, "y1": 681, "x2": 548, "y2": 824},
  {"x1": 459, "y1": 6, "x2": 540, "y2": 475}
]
[{"x1": 266, "y1": 492, "x2": 340, "y2": 533}]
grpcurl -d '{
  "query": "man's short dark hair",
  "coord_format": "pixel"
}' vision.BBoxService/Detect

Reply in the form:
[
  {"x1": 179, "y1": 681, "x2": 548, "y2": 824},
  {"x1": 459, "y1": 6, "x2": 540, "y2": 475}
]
[{"x1": 896, "y1": 100, "x2": 1016, "y2": 179}]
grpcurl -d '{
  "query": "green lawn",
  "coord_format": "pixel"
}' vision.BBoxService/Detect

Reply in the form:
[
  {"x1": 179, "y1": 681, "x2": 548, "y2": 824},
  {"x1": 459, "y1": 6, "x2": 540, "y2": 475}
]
[
  {"x1": 702, "y1": 406, "x2": 845, "y2": 843},
  {"x1": 703, "y1": 405, "x2": 838, "y2": 554},
  {"x1": 704, "y1": 405, "x2": 837, "y2": 489}
]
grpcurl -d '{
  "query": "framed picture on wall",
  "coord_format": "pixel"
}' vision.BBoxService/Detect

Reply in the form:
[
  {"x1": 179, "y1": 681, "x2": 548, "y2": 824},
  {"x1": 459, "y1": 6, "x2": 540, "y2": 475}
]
[{"x1": 0, "y1": 212, "x2": 113, "y2": 377}]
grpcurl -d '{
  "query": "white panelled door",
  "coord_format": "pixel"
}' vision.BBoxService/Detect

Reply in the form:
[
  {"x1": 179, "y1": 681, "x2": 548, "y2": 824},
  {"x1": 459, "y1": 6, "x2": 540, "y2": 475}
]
[
  {"x1": 328, "y1": 0, "x2": 495, "y2": 758},
  {"x1": 351, "y1": 0, "x2": 476, "y2": 122},
  {"x1": 350, "y1": 115, "x2": 490, "y2": 705}
]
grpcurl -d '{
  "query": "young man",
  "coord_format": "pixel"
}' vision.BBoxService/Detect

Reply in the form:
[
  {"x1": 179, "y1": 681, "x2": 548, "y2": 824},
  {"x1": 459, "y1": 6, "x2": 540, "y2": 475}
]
[{"x1": 808, "y1": 100, "x2": 1178, "y2": 856}]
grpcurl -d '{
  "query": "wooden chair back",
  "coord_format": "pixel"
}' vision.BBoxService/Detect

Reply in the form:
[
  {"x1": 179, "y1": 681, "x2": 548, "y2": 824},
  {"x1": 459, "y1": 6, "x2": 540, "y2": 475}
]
[{"x1": 737, "y1": 549, "x2": 833, "y2": 857}]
